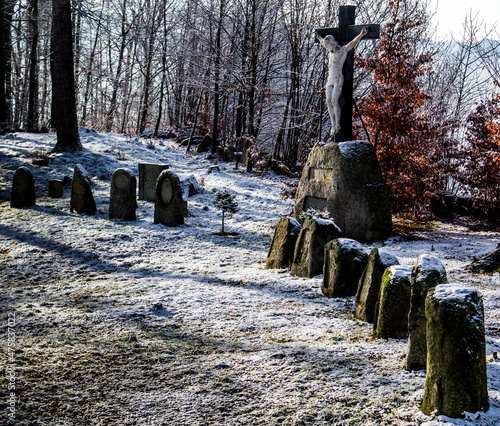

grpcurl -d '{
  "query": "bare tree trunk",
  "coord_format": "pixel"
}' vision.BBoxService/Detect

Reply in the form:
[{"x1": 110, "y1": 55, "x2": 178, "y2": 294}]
[
  {"x1": 51, "y1": 0, "x2": 81, "y2": 152},
  {"x1": 27, "y1": 0, "x2": 39, "y2": 132},
  {"x1": 211, "y1": 0, "x2": 225, "y2": 154},
  {"x1": 0, "y1": 0, "x2": 6, "y2": 130}
]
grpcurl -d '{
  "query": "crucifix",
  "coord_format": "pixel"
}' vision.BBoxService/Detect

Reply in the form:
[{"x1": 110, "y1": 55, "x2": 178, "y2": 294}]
[{"x1": 316, "y1": 5, "x2": 379, "y2": 142}]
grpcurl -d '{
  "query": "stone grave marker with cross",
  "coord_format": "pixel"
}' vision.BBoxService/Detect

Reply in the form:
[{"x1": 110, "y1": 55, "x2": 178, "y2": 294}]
[{"x1": 316, "y1": 5, "x2": 379, "y2": 142}]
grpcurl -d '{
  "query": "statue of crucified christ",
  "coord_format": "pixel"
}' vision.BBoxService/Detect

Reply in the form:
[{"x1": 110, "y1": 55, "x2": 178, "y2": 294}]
[{"x1": 316, "y1": 26, "x2": 369, "y2": 136}]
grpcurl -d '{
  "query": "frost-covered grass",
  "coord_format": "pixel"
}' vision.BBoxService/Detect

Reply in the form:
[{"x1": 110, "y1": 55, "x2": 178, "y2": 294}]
[{"x1": 1, "y1": 131, "x2": 500, "y2": 425}]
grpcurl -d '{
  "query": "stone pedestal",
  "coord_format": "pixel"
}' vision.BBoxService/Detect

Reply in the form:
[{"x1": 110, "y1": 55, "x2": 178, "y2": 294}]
[
  {"x1": 11, "y1": 167, "x2": 36, "y2": 208},
  {"x1": 421, "y1": 285, "x2": 489, "y2": 417},
  {"x1": 294, "y1": 141, "x2": 392, "y2": 243},
  {"x1": 154, "y1": 170, "x2": 187, "y2": 226},
  {"x1": 109, "y1": 168, "x2": 137, "y2": 221}
]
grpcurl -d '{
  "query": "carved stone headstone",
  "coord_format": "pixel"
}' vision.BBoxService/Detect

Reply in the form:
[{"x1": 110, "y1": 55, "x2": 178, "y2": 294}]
[
  {"x1": 48, "y1": 179, "x2": 64, "y2": 198},
  {"x1": 10, "y1": 167, "x2": 36, "y2": 208},
  {"x1": 266, "y1": 217, "x2": 302, "y2": 269},
  {"x1": 355, "y1": 249, "x2": 399, "y2": 323},
  {"x1": 138, "y1": 163, "x2": 170, "y2": 202},
  {"x1": 373, "y1": 265, "x2": 412, "y2": 339},
  {"x1": 421, "y1": 285, "x2": 489, "y2": 418},
  {"x1": 70, "y1": 164, "x2": 97, "y2": 215},
  {"x1": 405, "y1": 254, "x2": 447, "y2": 371},
  {"x1": 109, "y1": 168, "x2": 137, "y2": 221},
  {"x1": 294, "y1": 141, "x2": 392, "y2": 243},
  {"x1": 322, "y1": 238, "x2": 368, "y2": 298},
  {"x1": 154, "y1": 170, "x2": 187, "y2": 226},
  {"x1": 291, "y1": 218, "x2": 341, "y2": 278}
]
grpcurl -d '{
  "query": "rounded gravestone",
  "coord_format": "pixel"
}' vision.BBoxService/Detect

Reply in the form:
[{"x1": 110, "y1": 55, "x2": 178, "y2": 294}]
[
  {"x1": 10, "y1": 167, "x2": 36, "y2": 208},
  {"x1": 421, "y1": 285, "x2": 489, "y2": 418},
  {"x1": 154, "y1": 170, "x2": 187, "y2": 226},
  {"x1": 109, "y1": 168, "x2": 137, "y2": 221}
]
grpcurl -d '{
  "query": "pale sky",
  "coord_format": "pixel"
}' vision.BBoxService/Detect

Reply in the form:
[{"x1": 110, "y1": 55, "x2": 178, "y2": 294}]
[{"x1": 430, "y1": 0, "x2": 498, "y2": 40}]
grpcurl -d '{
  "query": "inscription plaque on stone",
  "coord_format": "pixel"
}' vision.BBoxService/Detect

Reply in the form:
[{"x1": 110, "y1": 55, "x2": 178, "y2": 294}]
[
  {"x1": 303, "y1": 196, "x2": 327, "y2": 212},
  {"x1": 161, "y1": 179, "x2": 173, "y2": 204},
  {"x1": 308, "y1": 167, "x2": 333, "y2": 181},
  {"x1": 138, "y1": 163, "x2": 170, "y2": 202},
  {"x1": 11, "y1": 167, "x2": 36, "y2": 208}
]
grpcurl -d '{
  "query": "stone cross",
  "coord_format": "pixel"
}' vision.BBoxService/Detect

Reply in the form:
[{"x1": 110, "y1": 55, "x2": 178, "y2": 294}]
[{"x1": 316, "y1": 5, "x2": 379, "y2": 142}]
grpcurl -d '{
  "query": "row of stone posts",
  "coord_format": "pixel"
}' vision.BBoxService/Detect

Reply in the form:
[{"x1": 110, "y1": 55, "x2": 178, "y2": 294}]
[{"x1": 266, "y1": 215, "x2": 490, "y2": 418}]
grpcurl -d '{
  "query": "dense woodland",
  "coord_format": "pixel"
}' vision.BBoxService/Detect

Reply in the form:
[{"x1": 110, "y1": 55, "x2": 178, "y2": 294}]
[{"x1": 0, "y1": 0, "x2": 499, "y2": 220}]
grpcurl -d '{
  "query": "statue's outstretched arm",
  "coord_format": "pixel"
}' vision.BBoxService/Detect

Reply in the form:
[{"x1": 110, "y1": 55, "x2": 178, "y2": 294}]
[{"x1": 344, "y1": 26, "x2": 369, "y2": 52}]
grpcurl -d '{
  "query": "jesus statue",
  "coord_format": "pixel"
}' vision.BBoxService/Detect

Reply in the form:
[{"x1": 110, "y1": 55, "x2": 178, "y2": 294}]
[{"x1": 316, "y1": 26, "x2": 369, "y2": 136}]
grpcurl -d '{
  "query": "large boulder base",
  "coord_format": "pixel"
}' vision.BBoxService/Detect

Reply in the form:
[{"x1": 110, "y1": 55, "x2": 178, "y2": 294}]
[
  {"x1": 70, "y1": 164, "x2": 96, "y2": 215},
  {"x1": 294, "y1": 141, "x2": 392, "y2": 243},
  {"x1": 355, "y1": 249, "x2": 399, "y2": 323},
  {"x1": 322, "y1": 238, "x2": 368, "y2": 298},
  {"x1": 421, "y1": 284, "x2": 489, "y2": 418},
  {"x1": 405, "y1": 254, "x2": 448, "y2": 371},
  {"x1": 266, "y1": 217, "x2": 302, "y2": 269},
  {"x1": 291, "y1": 218, "x2": 341, "y2": 278},
  {"x1": 373, "y1": 265, "x2": 412, "y2": 339}
]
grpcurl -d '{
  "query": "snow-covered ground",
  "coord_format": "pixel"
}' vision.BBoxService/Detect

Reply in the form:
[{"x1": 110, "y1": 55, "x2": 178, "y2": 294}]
[{"x1": 1, "y1": 131, "x2": 500, "y2": 425}]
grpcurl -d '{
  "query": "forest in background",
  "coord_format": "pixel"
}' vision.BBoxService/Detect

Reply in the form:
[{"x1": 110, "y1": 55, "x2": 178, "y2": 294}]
[{"x1": 0, "y1": 0, "x2": 499, "y2": 221}]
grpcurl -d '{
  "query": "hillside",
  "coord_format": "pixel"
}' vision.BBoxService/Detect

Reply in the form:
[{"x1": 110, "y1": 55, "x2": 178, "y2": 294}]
[{"x1": 1, "y1": 131, "x2": 500, "y2": 425}]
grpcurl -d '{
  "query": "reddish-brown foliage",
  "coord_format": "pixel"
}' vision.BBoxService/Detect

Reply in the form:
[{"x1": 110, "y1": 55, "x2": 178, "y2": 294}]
[
  {"x1": 460, "y1": 92, "x2": 500, "y2": 219},
  {"x1": 356, "y1": 0, "x2": 454, "y2": 217}
]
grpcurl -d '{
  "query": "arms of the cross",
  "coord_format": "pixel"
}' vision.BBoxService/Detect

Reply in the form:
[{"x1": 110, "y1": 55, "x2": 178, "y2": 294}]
[{"x1": 315, "y1": 25, "x2": 380, "y2": 45}]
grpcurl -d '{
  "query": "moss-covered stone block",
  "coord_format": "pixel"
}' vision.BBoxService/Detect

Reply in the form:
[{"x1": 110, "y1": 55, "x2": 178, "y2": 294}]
[
  {"x1": 373, "y1": 266, "x2": 412, "y2": 339},
  {"x1": 405, "y1": 254, "x2": 447, "y2": 371},
  {"x1": 355, "y1": 248, "x2": 399, "y2": 323},
  {"x1": 421, "y1": 284, "x2": 489, "y2": 418}
]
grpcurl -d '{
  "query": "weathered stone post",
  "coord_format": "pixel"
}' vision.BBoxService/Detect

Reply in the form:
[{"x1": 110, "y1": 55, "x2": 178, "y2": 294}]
[
  {"x1": 322, "y1": 238, "x2": 368, "y2": 298},
  {"x1": 421, "y1": 284, "x2": 489, "y2": 417},
  {"x1": 355, "y1": 248, "x2": 399, "y2": 323},
  {"x1": 291, "y1": 218, "x2": 341, "y2": 278},
  {"x1": 373, "y1": 266, "x2": 412, "y2": 339},
  {"x1": 266, "y1": 217, "x2": 302, "y2": 269},
  {"x1": 405, "y1": 254, "x2": 447, "y2": 371}
]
